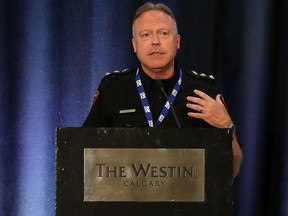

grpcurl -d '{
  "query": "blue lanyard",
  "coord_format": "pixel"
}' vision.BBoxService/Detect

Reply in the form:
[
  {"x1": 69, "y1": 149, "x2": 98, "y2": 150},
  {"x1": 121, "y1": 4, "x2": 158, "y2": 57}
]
[{"x1": 135, "y1": 69, "x2": 183, "y2": 127}]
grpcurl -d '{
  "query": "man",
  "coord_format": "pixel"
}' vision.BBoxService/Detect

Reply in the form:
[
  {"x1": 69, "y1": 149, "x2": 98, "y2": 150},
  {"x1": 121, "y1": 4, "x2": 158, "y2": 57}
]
[{"x1": 83, "y1": 2, "x2": 242, "y2": 177}]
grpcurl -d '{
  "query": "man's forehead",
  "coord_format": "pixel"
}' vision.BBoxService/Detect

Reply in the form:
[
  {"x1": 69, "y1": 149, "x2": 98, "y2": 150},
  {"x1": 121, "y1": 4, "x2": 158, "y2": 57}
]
[{"x1": 134, "y1": 10, "x2": 174, "y2": 29}]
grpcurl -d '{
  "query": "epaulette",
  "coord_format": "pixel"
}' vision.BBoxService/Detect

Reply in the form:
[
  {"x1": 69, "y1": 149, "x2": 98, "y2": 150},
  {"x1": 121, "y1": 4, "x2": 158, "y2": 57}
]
[
  {"x1": 102, "y1": 68, "x2": 132, "y2": 81},
  {"x1": 185, "y1": 69, "x2": 216, "y2": 81}
]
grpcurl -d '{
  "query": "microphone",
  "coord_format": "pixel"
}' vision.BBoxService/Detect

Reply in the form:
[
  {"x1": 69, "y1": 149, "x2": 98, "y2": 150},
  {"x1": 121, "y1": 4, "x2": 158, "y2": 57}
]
[{"x1": 155, "y1": 80, "x2": 182, "y2": 128}]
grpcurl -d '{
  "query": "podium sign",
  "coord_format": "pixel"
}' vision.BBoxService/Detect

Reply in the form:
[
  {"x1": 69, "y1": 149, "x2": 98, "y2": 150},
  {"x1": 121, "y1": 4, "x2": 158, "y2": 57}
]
[
  {"x1": 56, "y1": 128, "x2": 233, "y2": 216},
  {"x1": 84, "y1": 148, "x2": 205, "y2": 202}
]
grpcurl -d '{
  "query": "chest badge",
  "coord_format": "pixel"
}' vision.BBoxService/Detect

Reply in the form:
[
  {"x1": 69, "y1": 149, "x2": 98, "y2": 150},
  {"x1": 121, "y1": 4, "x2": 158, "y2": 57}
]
[{"x1": 119, "y1": 109, "x2": 136, "y2": 114}]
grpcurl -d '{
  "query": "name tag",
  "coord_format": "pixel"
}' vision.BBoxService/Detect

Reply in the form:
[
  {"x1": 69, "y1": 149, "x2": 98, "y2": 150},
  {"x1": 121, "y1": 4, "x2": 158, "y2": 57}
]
[{"x1": 119, "y1": 109, "x2": 136, "y2": 114}]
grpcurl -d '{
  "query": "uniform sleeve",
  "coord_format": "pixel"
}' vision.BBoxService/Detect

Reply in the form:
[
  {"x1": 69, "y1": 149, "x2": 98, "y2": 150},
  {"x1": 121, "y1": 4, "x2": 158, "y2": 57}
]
[{"x1": 82, "y1": 83, "x2": 107, "y2": 127}]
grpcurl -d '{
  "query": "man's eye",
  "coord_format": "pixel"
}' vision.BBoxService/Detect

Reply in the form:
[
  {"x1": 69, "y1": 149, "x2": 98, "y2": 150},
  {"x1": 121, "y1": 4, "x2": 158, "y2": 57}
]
[
  {"x1": 161, "y1": 31, "x2": 169, "y2": 36},
  {"x1": 141, "y1": 33, "x2": 149, "y2": 38}
]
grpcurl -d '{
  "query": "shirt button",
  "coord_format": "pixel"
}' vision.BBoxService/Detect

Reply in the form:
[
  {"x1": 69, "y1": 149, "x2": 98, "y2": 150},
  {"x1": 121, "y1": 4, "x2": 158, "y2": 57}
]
[{"x1": 158, "y1": 95, "x2": 162, "y2": 100}]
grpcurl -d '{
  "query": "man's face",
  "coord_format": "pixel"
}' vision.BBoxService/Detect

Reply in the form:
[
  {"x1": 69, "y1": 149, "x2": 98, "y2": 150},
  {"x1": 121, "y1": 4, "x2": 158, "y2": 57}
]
[{"x1": 132, "y1": 10, "x2": 180, "y2": 76}]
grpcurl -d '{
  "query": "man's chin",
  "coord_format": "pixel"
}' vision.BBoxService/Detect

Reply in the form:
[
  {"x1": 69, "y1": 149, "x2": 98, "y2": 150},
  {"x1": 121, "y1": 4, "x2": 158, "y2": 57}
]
[
  {"x1": 146, "y1": 63, "x2": 172, "y2": 72},
  {"x1": 146, "y1": 66, "x2": 166, "y2": 73},
  {"x1": 145, "y1": 62, "x2": 168, "y2": 70},
  {"x1": 142, "y1": 63, "x2": 175, "y2": 79}
]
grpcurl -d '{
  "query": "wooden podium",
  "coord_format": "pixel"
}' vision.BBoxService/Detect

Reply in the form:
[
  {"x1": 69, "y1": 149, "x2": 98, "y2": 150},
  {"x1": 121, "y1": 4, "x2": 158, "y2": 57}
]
[{"x1": 56, "y1": 128, "x2": 233, "y2": 216}]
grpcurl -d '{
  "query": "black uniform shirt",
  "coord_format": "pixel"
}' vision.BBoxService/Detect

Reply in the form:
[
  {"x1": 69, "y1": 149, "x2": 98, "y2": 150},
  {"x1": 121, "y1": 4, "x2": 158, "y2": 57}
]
[{"x1": 83, "y1": 64, "x2": 220, "y2": 128}]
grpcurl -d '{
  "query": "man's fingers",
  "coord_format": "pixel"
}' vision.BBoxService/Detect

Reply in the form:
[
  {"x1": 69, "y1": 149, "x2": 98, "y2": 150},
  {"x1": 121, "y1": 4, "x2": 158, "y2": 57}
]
[
  {"x1": 193, "y1": 89, "x2": 212, "y2": 102},
  {"x1": 186, "y1": 103, "x2": 204, "y2": 113},
  {"x1": 187, "y1": 111, "x2": 203, "y2": 119},
  {"x1": 186, "y1": 96, "x2": 204, "y2": 106},
  {"x1": 215, "y1": 94, "x2": 223, "y2": 104}
]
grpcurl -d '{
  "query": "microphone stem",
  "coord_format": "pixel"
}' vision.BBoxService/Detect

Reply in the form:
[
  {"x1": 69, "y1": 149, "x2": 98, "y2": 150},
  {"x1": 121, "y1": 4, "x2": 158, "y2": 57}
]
[{"x1": 159, "y1": 86, "x2": 182, "y2": 129}]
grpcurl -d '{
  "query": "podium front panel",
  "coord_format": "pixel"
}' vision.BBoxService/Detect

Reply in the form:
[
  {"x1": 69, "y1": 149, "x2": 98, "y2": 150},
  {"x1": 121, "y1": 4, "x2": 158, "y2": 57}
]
[{"x1": 56, "y1": 128, "x2": 233, "y2": 216}]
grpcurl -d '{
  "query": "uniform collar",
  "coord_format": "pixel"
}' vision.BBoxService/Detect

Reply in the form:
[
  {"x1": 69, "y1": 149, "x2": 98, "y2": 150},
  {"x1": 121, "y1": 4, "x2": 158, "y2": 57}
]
[{"x1": 138, "y1": 61, "x2": 180, "y2": 92}]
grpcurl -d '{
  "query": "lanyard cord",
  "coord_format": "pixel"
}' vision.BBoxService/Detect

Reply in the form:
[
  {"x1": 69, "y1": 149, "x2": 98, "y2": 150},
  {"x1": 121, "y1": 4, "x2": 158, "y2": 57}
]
[{"x1": 135, "y1": 69, "x2": 183, "y2": 127}]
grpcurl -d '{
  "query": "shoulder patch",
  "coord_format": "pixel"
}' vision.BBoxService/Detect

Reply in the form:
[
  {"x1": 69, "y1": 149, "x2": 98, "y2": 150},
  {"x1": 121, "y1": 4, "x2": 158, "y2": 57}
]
[
  {"x1": 102, "y1": 68, "x2": 133, "y2": 81},
  {"x1": 185, "y1": 70, "x2": 215, "y2": 81}
]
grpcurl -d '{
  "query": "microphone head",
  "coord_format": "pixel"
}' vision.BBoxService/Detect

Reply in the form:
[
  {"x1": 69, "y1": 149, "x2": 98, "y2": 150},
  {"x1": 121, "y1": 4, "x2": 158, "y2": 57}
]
[{"x1": 155, "y1": 80, "x2": 164, "y2": 89}]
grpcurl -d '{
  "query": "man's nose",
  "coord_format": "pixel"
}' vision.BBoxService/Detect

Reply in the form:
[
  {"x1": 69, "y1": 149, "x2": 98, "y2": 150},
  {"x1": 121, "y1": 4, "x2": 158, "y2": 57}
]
[{"x1": 151, "y1": 34, "x2": 160, "y2": 45}]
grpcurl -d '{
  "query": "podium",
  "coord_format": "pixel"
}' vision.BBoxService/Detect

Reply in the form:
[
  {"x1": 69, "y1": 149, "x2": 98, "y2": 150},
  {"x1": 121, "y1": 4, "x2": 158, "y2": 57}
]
[{"x1": 56, "y1": 128, "x2": 233, "y2": 216}]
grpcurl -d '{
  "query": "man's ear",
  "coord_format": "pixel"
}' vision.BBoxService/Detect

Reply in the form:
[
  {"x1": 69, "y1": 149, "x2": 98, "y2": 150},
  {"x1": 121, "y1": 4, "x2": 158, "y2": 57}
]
[
  {"x1": 132, "y1": 38, "x2": 137, "y2": 53},
  {"x1": 177, "y1": 34, "x2": 181, "y2": 49}
]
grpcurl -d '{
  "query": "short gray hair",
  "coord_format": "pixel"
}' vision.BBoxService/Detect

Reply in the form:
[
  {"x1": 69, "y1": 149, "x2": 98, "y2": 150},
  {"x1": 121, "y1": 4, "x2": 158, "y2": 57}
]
[{"x1": 132, "y1": 2, "x2": 178, "y2": 36}]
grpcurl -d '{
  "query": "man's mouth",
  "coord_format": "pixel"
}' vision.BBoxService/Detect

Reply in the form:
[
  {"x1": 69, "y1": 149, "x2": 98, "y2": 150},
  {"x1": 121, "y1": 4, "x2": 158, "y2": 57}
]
[{"x1": 149, "y1": 52, "x2": 164, "y2": 55}]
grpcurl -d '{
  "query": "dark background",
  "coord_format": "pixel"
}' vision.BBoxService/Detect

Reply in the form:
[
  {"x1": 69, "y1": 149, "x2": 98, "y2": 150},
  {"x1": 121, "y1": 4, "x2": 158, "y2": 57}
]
[{"x1": 0, "y1": 0, "x2": 287, "y2": 215}]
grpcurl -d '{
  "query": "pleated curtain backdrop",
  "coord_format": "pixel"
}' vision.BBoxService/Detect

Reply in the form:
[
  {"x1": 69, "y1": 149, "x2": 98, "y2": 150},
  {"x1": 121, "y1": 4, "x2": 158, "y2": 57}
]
[{"x1": 0, "y1": 0, "x2": 287, "y2": 215}]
